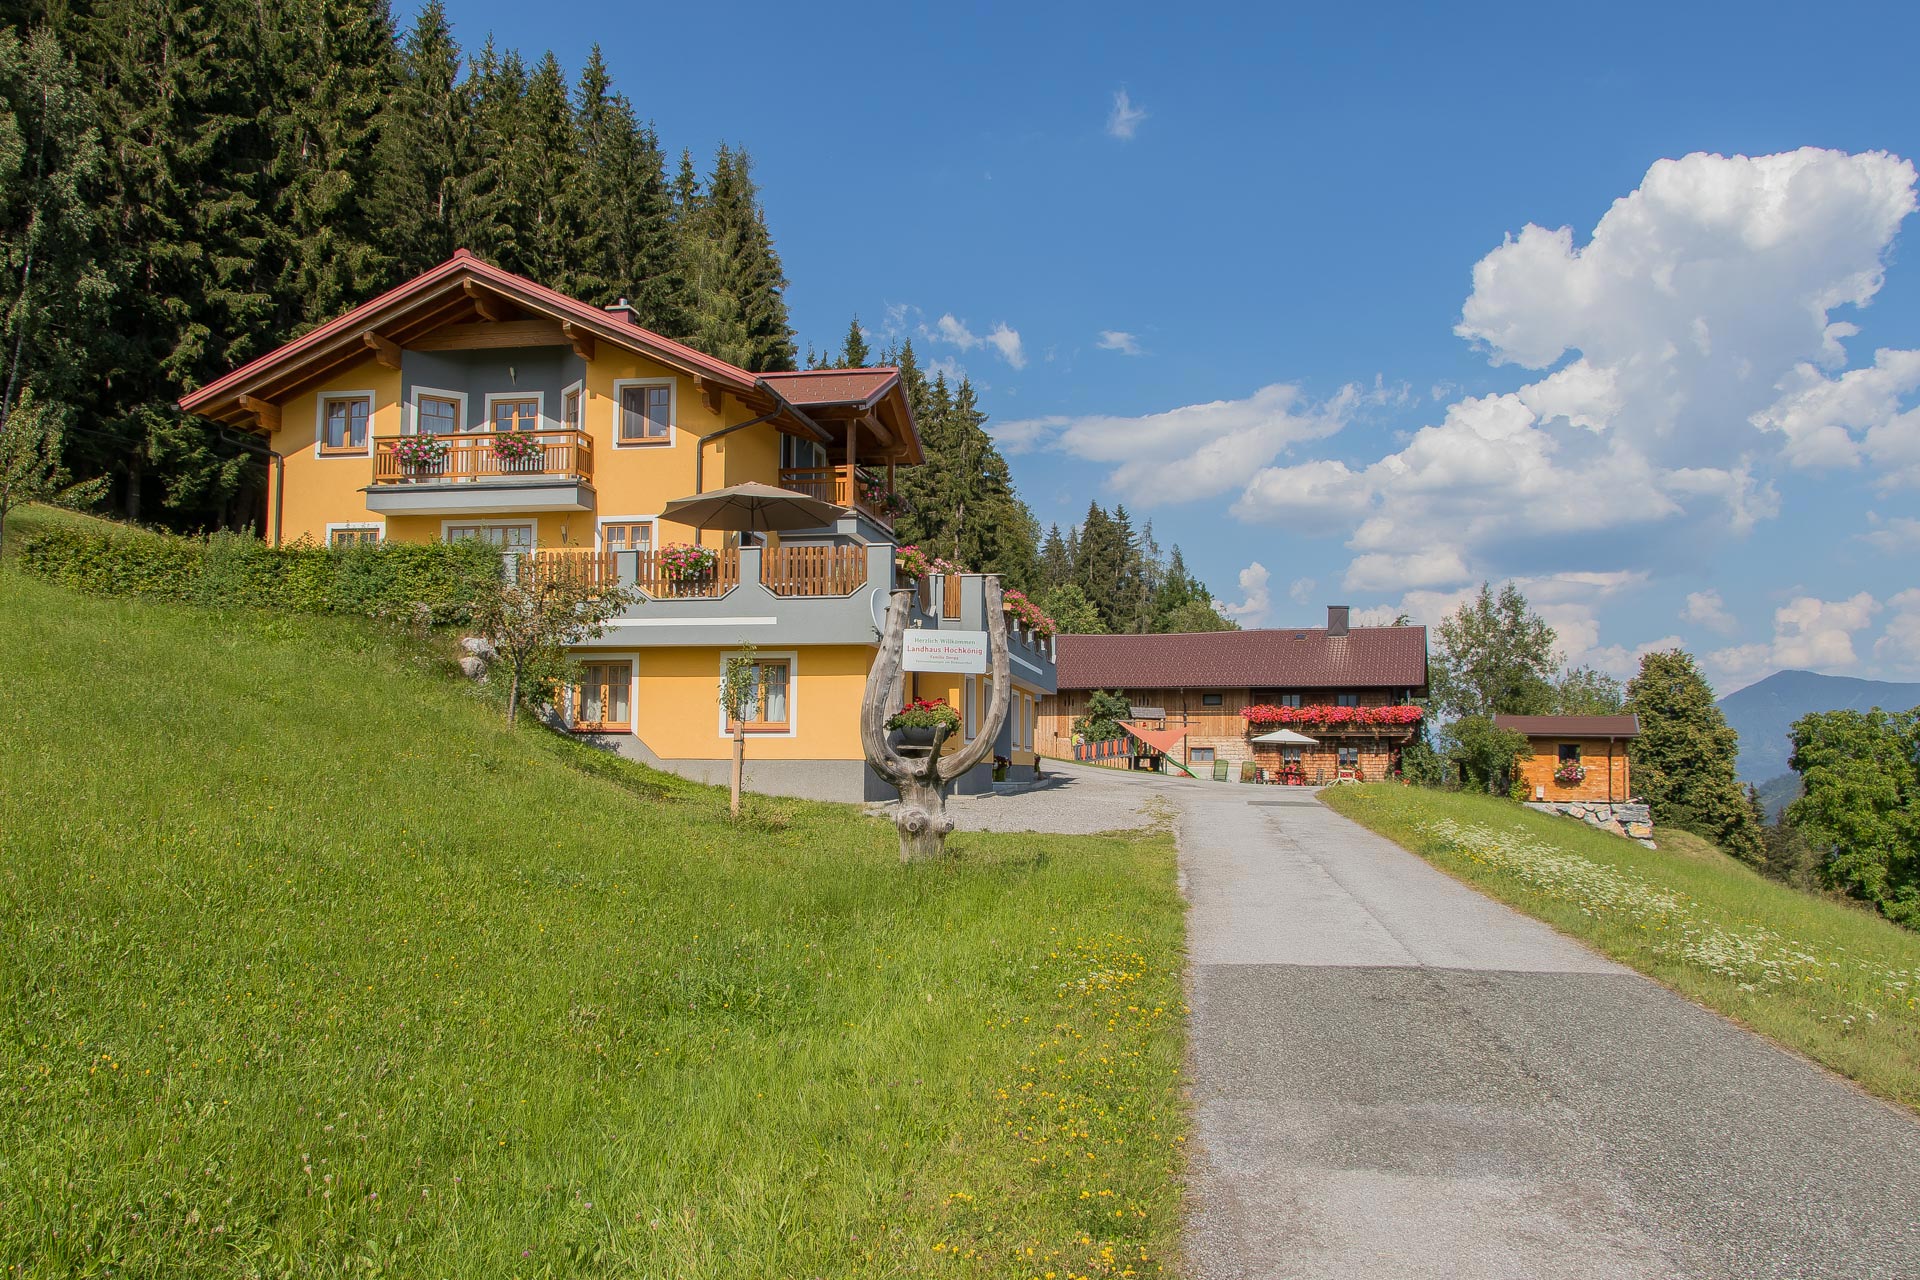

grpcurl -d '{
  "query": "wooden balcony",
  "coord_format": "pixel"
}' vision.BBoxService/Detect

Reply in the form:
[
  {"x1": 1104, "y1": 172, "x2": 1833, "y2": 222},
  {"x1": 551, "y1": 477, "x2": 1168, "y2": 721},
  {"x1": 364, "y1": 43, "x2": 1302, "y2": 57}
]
[
  {"x1": 525, "y1": 543, "x2": 871, "y2": 599},
  {"x1": 760, "y1": 544, "x2": 868, "y2": 597},
  {"x1": 777, "y1": 465, "x2": 895, "y2": 529},
  {"x1": 372, "y1": 430, "x2": 594, "y2": 486}
]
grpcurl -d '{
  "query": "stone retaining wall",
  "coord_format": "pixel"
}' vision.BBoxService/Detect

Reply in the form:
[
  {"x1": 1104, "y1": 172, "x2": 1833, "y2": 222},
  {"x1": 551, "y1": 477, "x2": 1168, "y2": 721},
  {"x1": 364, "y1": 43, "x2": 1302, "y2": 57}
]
[{"x1": 1523, "y1": 799, "x2": 1655, "y2": 847}]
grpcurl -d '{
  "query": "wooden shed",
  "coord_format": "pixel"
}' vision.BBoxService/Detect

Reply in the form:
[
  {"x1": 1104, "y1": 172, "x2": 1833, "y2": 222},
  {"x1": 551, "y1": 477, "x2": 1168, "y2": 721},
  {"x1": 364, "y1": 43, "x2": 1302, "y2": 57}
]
[{"x1": 1493, "y1": 714, "x2": 1639, "y2": 803}]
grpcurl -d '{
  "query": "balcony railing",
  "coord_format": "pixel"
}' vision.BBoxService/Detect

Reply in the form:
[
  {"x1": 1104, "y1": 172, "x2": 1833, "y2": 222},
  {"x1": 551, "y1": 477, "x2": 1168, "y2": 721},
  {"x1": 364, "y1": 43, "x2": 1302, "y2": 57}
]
[
  {"x1": 778, "y1": 465, "x2": 895, "y2": 528},
  {"x1": 760, "y1": 544, "x2": 868, "y2": 597},
  {"x1": 372, "y1": 430, "x2": 594, "y2": 486}
]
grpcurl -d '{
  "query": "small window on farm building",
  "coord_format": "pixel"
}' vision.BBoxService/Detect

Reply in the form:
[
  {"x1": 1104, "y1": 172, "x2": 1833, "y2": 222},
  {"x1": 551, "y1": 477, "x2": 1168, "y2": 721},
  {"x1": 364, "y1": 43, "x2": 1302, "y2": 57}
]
[
  {"x1": 1336, "y1": 692, "x2": 1359, "y2": 708},
  {"x1": 1558, "y1": 743, "x2": 1581, "y2": 764},
  {"x1": 1201, "y1": 693, "x2": 1224, "y2": 707},
  {"x1": 1281, "y1": 746, "x2": 1304, "y2": 766},
  {"x1": 1337, "y1": 746, "x2": 1360, "y2": 769},
  {"x1": 572, "y1": 661, "x2": 632, "y2": 732},
  {"x1": 1190, "y1": 747, "x2": 1215, "y2": 764}
]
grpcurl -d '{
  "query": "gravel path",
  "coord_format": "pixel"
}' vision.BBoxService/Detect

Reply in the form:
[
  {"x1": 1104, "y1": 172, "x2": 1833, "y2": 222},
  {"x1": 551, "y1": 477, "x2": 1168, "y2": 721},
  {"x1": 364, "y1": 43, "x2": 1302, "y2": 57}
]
[
  {"x1": 1178, "y1": 784, "x2": 1920, "y2": 1280},
  {"x1": 875, "y1": 758, "x2": 1201, "y2": 834}
]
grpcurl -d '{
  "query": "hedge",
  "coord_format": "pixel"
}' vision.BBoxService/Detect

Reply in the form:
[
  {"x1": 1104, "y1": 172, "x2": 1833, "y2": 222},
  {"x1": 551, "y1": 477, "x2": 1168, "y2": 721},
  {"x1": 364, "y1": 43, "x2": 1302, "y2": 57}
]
[{"x1": 17, "y1": 527, "x2": 505, "y2": 624}]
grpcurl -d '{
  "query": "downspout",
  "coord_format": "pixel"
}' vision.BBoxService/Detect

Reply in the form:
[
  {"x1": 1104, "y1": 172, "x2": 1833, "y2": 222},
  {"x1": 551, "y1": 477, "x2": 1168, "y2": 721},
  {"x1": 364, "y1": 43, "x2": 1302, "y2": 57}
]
[{"x1": 270, "y1": 446, "x2": 285, "y2": 547}]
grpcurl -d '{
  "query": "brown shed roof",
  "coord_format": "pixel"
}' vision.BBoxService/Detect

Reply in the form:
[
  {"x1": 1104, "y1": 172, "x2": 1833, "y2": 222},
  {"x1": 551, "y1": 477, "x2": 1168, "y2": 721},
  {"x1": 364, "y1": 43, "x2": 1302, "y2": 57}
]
[
  {"x1": 1492, "y1": 714, "x2": 1640, "y2": 738},
  {"x1": 1054, "y1": 626, "x2": 1428, "y2": 691},
  {"x1": 759, "y1": 368, "x2": 899, "y2": 406}
]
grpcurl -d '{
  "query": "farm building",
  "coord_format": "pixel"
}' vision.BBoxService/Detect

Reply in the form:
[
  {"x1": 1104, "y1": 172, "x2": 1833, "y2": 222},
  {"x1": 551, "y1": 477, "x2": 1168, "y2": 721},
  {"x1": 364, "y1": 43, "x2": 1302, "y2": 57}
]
[{"x1": 1036, "y1": 607, "x2": 1429, "y2": 781}]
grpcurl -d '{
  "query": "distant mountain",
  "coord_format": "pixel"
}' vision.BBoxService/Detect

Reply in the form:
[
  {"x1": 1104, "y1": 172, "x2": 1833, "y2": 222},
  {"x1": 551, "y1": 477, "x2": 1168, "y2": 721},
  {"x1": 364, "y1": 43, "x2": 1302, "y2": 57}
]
[
  {"x1": 1717, "y1": 670, "x2": 1920, "y2": 783},
  {"x1": 1752, "y1": 772, "x2": 1803, "y2": 823}
]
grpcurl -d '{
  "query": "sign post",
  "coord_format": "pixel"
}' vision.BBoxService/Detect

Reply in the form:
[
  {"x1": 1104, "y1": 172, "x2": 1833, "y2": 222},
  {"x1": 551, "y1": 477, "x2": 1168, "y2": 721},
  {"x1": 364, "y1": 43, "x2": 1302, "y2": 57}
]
[{"x1": 902, "y1": 629, "x2": 989, "y2": 674}]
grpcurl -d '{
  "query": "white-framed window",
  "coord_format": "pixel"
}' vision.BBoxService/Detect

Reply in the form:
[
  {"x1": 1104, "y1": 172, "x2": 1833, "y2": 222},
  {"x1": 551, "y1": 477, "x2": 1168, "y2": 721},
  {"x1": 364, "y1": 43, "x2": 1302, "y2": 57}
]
[
  {"x1": 484, "y1": 391, "x2": 544, "y2": 435},
  {"x1": 316, "y1": 390, "x2": 375, "y2": 457},
  {"x1": 325, "y1": 521, "x2": 384, "y2": 547},
  {"x1": 717, "y1": 650, "x2": 797, "y2": 738},
  {"x1": 409, "y1": 385, "x2": 468, "y2": 435},
  {"x1": 613, "y1": 378, "x2": 674, "y2": 447},
  {"x1": 597, "y1": 515, "x2": 657, "y2": 554},
  {"x1": 442, "y1": 520, "x2": 536, "y2": 561},
  {"x1": 561, "y1": 380, "x2": 584, "y2": 434}
]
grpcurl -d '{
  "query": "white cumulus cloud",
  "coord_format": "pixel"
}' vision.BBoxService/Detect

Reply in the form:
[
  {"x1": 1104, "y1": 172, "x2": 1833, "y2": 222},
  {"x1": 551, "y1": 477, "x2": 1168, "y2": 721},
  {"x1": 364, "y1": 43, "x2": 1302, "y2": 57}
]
[
  {"x1": 1709, "y1": 590, "x2": 1884, "y2": 683},
  {"x1": 1874, "y1": 589, "x2": 1920, "y2": 671},
  {"x1": 1219, "y1": 562, "x2": 1272, "y2": 628},
  {"x1": 994, "y1": 382, "x2": 1359, "y2": 505},
  {"x1": 926, "y1": 313, "x2": 1026, "y2": 370},
  {"x1": 1682, "y1": 589, "x2": 1739, "y2": 635},
  {"x1": 1097, "y1": 330, "x2": 1143, "y2": 356},
  {"x1": 1106, "y1": 89, "x2": 1147, "y2": 140}
]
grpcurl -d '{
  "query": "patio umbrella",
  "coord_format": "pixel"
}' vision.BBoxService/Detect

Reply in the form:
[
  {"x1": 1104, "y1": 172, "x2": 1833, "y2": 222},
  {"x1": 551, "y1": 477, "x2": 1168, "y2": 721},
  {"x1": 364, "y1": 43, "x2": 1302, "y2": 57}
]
[
  {"x1": 660, "y1": 481, "x2": 845, "y2": 533},
  {"x1": 1251, "y1": 728, "x2": 1319, "y2": 745}
]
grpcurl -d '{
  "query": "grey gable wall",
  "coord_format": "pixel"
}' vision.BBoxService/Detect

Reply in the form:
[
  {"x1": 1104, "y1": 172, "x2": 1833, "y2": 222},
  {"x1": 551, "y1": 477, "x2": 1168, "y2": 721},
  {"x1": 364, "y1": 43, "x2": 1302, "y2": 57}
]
[{"x1": 400, "y1": 346, "x2": 588, "y2": 431}]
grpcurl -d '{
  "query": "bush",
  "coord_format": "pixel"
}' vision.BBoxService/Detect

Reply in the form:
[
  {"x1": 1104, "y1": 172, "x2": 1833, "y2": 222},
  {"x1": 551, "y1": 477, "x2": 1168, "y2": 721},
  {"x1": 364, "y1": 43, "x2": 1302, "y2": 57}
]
[
  {"x1": 18, "y1": 526, "x2": 504, "y2": 624},
  {"x1": 1075, "y1": 689, "x2": 1132, "y2": 742}
]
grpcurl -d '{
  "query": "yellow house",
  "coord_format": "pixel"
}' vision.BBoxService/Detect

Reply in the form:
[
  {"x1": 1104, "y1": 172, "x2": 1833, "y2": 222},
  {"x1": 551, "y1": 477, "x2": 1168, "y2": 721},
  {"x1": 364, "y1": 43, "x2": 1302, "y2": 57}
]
[{"x1": 180, "y1": 252, "x2": 1056, "y2": 800}]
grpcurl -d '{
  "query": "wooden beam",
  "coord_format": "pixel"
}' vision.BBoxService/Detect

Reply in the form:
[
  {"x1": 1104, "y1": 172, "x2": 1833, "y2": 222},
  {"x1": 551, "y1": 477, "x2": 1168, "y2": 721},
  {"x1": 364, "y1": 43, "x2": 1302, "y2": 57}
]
[
  {"x1": 560, "y1": 321, "x2": 595, "y2": 361},
  {"x1": 361, "y1": 330, "x2": 402, "y2": 369},
  {"x1": 462, "y1": 280, "x2": 504, "y2": 322},
  {"x1": 857, "y1": 410, "x2": 894, "y2": 449},
  {"x1": 237, "y1": 394, "x2": 280, "y2": 433},
  {"x1": 695, "y1": 374, "x2": 724, "y2": 415},
  {"x1": 408, "y1": 319, "x2": 570, "y2": 351}
]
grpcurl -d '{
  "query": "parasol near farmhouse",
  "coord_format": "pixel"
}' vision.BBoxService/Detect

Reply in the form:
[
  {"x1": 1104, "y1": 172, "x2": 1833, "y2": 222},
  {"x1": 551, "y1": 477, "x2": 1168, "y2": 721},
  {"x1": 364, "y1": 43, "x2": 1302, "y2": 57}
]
[
  {"x1": 660, "y1": 481, "x2": 844, "y2": 533},
  {"x1": 1251, "y1": 728, "x2": 1319, "y2": 745}
]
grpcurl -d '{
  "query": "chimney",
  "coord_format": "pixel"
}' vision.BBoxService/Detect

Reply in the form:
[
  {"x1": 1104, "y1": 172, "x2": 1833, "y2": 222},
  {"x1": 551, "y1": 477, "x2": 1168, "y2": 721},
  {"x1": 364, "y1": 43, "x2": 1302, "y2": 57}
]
[
  {"x1": 1327, "y1": 605, "x2": 1350, "y2": 638},
  {"x1": 603, "y1": 297, "x2": 639, "y2": 325}
]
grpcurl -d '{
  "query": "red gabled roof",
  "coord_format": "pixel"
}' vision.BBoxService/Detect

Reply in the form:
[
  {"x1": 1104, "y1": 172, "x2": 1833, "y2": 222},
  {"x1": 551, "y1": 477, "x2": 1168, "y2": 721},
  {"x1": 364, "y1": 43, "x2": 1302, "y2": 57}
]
[
  {"x1": 1493, "y1": 715, "x2": 1640, "y2": 738},
  {"x1": 761, "y1": 368, "x2": 900, "y2": 407},
  {"x1": 1054, "y1": 626, "x2": 1429, "y2": 691},
  {"x1": 180, "y1": 250, "x2": 762, "y2": 430}
]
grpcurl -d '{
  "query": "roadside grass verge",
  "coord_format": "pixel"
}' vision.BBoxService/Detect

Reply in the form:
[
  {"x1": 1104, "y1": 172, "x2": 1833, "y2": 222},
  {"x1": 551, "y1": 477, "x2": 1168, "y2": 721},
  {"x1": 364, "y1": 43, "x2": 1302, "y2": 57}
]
[
  {"x1": 0, "y1": 571, "x2": 1187, "y2": 1277},
  {"x1": 1322, "y1": 785, "x2": 1920, "y2": 1112}
]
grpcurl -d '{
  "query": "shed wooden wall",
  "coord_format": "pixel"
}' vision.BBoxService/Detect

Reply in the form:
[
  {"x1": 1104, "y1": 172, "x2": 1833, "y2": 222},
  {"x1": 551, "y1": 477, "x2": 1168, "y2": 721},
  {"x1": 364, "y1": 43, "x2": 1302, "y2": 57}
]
[{"x1": 1514, "y1": 737, "x2": 1632, "y2": 802}]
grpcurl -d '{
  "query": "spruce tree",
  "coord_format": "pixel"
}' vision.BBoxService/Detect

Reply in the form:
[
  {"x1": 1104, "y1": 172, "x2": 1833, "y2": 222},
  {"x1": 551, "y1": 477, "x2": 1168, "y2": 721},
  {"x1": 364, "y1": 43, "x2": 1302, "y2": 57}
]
[
  {"x1": 571, "y1": 48, "x2": 685, "y2": 331},
  {"x1": 1627, "y1": 649, "x2": 1766, "y2": 865},
  {"x1": 269, "y1": 0, "x2": 395, "y2": 329},
  {"x1": 839, "y1": 315, "x2": 869, "y2": 367},
  {"x1": 1039, "y1": 523, "x2": 1071, "y2": 589},
  {"x1": 0, "y1": 23, "x2": 111, "y2": 422},
  {"x1": 369, "y1": 0, "x2": 467, "y2": 277},
  {"x1": 684, "y1": 146, "x2": 794, "y2": 371}
]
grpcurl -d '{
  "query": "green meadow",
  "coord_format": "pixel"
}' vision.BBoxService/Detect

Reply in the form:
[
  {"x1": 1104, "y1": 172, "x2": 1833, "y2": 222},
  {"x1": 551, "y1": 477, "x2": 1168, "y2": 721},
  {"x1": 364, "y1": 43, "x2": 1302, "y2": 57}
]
[{"x1": 0, "y1": 544, "x2": 1188, "y2": 1278}]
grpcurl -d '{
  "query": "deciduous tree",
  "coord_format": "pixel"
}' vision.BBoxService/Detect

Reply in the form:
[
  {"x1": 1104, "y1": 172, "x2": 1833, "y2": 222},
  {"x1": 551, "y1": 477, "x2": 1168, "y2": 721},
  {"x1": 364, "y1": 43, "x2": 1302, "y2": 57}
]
[
  {"x1": 1626, "y1": 649, "x2": 1765, "y2": 865},
  {"x1": 1787, "y1": 706, "x2": 1919, "y2": 927}
]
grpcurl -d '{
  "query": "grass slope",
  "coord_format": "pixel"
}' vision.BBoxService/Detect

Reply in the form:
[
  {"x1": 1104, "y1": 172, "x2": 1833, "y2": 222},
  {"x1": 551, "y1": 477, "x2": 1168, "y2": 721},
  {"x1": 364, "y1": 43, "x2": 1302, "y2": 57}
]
[
  {"x1": 0, "y1": 570, "x2": 1187, "y2": 1277},
  {"x1": 1323, "y1": 785, "x2": 1920, "y2": 1111}
]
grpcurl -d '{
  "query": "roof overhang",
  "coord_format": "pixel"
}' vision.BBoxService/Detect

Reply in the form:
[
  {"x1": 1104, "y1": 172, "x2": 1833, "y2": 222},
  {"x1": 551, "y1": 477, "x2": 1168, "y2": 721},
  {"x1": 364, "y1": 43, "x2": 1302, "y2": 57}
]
[{"x1": 179, "y1": 251, "x2": 777, "y2": 435}]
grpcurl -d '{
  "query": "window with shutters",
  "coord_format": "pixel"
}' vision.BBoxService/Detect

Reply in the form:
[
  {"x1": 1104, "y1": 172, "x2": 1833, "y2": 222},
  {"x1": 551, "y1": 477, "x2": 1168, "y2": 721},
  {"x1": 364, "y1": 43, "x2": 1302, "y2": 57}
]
[{"x1": 571, "y1": 660, "x2": 633, "y2": 732}]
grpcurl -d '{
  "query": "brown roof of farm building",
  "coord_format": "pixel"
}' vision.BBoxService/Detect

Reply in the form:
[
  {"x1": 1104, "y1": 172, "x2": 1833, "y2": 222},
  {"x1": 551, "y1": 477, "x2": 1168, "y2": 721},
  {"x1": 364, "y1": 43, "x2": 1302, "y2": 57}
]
[
  {"x1": 759, "y1": 368, "x2": 900, "y2": 407},
  {"x1": 1054, "y1": 625, "x2": 1428, "y2": 691},
  {"x1": 1492, "y1": 714, "x2": 1640, "y2": 738}
]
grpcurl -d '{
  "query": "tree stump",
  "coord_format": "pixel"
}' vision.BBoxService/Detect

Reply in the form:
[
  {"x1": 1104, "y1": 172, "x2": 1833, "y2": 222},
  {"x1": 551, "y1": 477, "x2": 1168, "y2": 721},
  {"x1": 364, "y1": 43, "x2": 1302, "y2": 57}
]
[{"x1": 860, "y1": 577, "x2": 1012, "y2": 861}]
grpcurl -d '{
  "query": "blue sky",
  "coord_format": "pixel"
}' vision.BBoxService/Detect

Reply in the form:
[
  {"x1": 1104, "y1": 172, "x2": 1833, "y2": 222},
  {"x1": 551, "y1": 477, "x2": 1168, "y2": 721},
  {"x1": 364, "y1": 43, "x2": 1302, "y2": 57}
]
[{"x1": 440, "y1": 0, "x2": 1920, "y2": 692}]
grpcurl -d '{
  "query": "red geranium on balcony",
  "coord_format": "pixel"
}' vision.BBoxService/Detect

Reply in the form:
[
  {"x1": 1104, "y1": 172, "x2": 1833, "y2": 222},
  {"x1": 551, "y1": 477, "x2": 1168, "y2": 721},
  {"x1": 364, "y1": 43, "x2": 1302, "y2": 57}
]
[{"x1": 1242, "y1": 704, "x2": 1424, "y2": 727}]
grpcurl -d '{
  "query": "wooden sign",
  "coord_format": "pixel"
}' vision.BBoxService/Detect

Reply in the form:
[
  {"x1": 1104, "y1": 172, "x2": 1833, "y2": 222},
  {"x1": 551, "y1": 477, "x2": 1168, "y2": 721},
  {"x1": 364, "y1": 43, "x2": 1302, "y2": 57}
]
[{"x1": 903, "y1": 629, "x2": 989, "y2": 674}]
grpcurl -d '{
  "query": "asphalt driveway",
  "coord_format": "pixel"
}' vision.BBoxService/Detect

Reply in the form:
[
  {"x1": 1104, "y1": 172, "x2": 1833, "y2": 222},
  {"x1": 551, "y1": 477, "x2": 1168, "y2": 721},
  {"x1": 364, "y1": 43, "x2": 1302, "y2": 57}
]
[{"x1": 1179, "y1": 784, "x2": 1920, "y2": 1279}]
